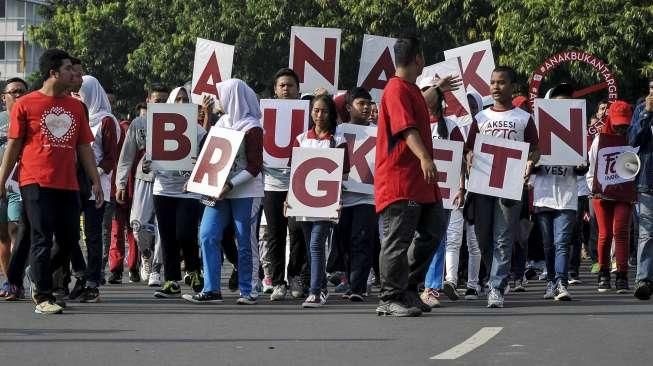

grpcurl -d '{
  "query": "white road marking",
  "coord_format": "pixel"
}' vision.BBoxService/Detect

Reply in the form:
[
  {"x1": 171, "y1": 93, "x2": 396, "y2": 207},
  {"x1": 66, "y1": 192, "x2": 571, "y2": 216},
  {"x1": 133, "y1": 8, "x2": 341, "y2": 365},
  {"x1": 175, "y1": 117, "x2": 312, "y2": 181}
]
[{"x1": 430, "y1": 327, "x2": 503, "y2": 360}]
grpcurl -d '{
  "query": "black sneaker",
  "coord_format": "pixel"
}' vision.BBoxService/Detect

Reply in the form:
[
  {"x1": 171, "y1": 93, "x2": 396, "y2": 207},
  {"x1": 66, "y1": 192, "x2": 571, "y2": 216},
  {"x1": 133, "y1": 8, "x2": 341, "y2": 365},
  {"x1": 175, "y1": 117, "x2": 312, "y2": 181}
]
[
  {"x1": 404, "y1": 291, "x2": 431, "y2": 313},
  {"x1": 79, "y1": 287, "x2": 100, "y2": 303},
  {"x1": 68, "y1": 278, "x2": 86, "y2": 300},
  {"x1": 442, "y1": 281, "x2": 459, "y2": 301},
  {"x1": 129, "y1": 270, "x2": 141, "y2": 283},
  {"x1": 376, "y1": 300, "x2": 422, "y2": 317},
  {"x1": 597, "y1": 271, "x2": 611, "y2": 293},
  {"x1": 107, "y1": 272, "x2": 122, "y2": 285},
  {"x1": 154, "y1": 281, "x2": 181, "y2": 298},
  {"x1": 228, "y1": 269, "x2": 238, "y2": 292},
  {"x1": 634, "y1": 281, "x2": 652, "y2": 300},
  {"x1": 464, "y1": 288, "x2": 479, "y2": 300},
  {"x1": 615, "y1": 272, "x2": 629, "y2": 294},
  {"x1": 182, "y1": 291, "x2": 223, "y2": 304}
]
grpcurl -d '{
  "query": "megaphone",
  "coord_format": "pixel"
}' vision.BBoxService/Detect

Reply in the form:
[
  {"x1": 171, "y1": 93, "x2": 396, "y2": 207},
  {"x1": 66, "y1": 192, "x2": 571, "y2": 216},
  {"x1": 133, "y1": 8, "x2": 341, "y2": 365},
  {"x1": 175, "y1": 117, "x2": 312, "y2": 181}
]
[{"x1": 615, "y1": 151, "x2": 641, "y2": 180}]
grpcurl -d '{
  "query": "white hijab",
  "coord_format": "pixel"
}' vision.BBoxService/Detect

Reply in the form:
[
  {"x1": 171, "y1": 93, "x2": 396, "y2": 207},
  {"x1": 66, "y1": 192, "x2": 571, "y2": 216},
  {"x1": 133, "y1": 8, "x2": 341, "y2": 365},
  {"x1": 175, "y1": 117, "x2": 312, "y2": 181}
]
[
  {"x1": 215, "y1": 79, "x2": 261, "y2": 132},
  {"x1": 79, "y1": 75, "x2": 116, "y2": 128},
  {"x1": 166, "y1": 86, "x2": 189, "y2": 104}
]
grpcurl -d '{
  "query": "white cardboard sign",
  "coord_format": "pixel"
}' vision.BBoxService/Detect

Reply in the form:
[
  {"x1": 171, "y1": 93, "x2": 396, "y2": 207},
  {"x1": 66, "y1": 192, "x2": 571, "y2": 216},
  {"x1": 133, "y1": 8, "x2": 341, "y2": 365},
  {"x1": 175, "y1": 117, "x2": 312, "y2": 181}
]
[
  {"x1": 534, "y1": 98, "x2": 587, "y2": 166},
  {"x1": 146, "y1": 103, "x2": 198, "y2": 171},
  {"x1": 191, "y1": 38, "x2": 235, "y2": 104},
  {"x1": 260, "y1": 99, "x2": 310, "y2": 168},
  {"x1": 337, "y1": 123, "x2": 376, "y2": 194},
  {"x1": 468, "y1": 134, "x2": 529, "y2": 201},
  {"x1": 186, "y1": 127, "x2": 245, "y2": 197},
  {"x1": 444, "y1": 40, "x2": 495, "y2": 106},
  {"x1": 357, "y1": 34, "x2": 397, "y2": 103},
  {"x1": 287, "y1": 147, "x2": 344, "y2": 218},
  {"x1": 596, "y1": 145, "x2": 640, "y2": 189},
  {"x1": 432, "y1": 139, "x2": 464, "y2": 209},
  {"x1": 417, "y1": 59, "x2": 473, "y2": 127},
  {"x1": 289, "y1": 26, "x2": 341, "y2": 94}
]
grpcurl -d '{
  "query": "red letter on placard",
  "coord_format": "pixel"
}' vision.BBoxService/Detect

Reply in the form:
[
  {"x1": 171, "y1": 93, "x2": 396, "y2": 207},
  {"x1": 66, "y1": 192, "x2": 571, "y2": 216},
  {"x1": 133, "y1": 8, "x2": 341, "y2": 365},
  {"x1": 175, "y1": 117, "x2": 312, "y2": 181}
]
[
  {"x1": 433, "y1": 148, "x2": 453, "y2": 199},
  {"x1": 293, "y1": 37, "x2": 337, "y2": 84},
  {"x1": 443, "y1": 91, "x2": 468, "y2": 117},
  {"x1": 361, "y1": 47, "x2": 395, "y2": 92},
  {"x1": 458, "y1": 50, "x2": 490, "y2": 96},
  {"x1": 292, "y1": 157, "x2": 339, "y2": 207},
  {"x1": 192, "y1": 136, "x2": 232, "y2": 186},
  {"x1": 151, "y1": 113, "x2": 191, "y2": 161},
  {"x1": 344, "y1": 133, "x2": 375, "y2": 184},
  {"x1": 480, "y1": 143, "x2": 523, "y2": 189},
  {"x1": 192, "y1": 53, "x2": 222, "y2": 97},
  {"x1": 538, "y1": 108, "x2": 584, "y2": 155},
  {"x1": 263, "y1": 108, "x2": 306, "y2": 159}
]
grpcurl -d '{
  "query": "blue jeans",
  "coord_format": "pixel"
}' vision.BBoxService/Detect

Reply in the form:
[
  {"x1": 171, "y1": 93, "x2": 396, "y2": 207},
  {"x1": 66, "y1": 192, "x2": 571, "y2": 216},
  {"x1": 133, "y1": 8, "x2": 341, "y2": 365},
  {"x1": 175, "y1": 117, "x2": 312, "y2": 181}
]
[
  {"x1": 199, "y1": 197, "x2": 262, "y2": 296},
  {"x1": 425, "y1": 210, "x2": 451, "y2": 289},
  {"x1": 301, "y1": 221, "x2": 332, "y2": 295},
  {"x1": 636, "y1": 193, "x2": 653, "y2": 282},
  {"x1": 535, "y1": 209, "x2": 576, "y2": 285}
]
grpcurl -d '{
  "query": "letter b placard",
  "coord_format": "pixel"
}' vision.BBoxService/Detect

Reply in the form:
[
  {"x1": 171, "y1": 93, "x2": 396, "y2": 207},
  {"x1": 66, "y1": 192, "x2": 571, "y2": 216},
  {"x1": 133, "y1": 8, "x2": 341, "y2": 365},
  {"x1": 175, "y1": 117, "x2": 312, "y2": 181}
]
[{"x1": 147, "y1": 103, "x2": 198, "y2": 171}]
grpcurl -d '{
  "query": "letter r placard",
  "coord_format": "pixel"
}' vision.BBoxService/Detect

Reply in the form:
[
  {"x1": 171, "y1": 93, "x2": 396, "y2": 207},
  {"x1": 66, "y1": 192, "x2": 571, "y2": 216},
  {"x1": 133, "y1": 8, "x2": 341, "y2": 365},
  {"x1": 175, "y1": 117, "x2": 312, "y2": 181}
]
[
  {"x1": 146, "y1": 103, "x2": 198, "y2": 171},
  {"x1": 186, "y1": 126, "x2": 245, "y2": 198},
  {"x1": 287, "y1": 147, "x2": 345, "y2": 219},
  {"x1": 467, "y1": 134, "x2": 529, "y2": 201}
]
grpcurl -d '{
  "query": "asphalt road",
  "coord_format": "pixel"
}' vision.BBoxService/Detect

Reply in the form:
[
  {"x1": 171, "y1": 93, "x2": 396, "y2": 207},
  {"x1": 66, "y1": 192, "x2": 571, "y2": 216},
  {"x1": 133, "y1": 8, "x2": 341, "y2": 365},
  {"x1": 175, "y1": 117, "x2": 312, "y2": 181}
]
[{"x1": 1, "y1": 265, "x2": 652, "y2": 366}]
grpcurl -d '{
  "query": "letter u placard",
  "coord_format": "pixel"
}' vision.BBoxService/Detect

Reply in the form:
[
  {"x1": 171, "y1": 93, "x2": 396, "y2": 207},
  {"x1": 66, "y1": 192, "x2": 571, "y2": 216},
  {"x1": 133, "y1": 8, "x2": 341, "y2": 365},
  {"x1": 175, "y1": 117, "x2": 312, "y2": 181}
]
[
  {"x1": 287, "y1": 147, "x2": 345, "y2": 219},
  {"x1": 146, "y1": 103, "x2": 198, "y2": 171}
]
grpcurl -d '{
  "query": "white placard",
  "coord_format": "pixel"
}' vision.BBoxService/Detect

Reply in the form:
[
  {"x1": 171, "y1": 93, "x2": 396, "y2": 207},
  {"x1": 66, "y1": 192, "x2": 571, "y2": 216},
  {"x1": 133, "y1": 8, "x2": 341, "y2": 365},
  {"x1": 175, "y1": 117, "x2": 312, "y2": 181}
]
[
  {"x1": 260, "y1": 99, "x2": 310, "y2": 168},
  {"x1": 337, "y1": 123, "x2": 376, "y2": 194},
  {"x1": 433, "y1": 139, "x2": 464, "y2": 209},
  {"x1": 596, "y1": 145, "x2": 640, "y2": 189},
  {"x1": 468, "y1": 134, "x2": 529, "y2": 200},
  {"x1": 534, "y1": 98, "x2": 587, "y2": 166},
  {"x1": 444, "y1": 40, "x2": 495, "y2": 106},
  {"x1": 287, "y1": 147, "x2": 344, "y2": 218},
  {"x1": 186, "y1": 127, "x2": 245, "y2": 197},
  {"x1": 357, "y1": 34, "x2": 397, "y2": 103},
  {"x1": 190, "y1": 38, "x2": 235, "y2": 104},
  {"x1": 146, "y1": 103, "x2": 198, "y2": 171},
  {"x1": 417, "y1": 59, "x2": 473, "y2": 127},
  {"x1": 289, "y1": 26, "x2": 341, "y2": 94}
]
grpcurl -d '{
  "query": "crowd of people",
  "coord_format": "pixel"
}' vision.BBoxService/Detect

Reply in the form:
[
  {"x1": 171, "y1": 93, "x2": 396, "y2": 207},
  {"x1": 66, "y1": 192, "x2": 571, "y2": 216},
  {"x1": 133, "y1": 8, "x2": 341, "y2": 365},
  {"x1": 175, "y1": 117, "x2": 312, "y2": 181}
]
[{"x1": 0, "y1": 36, "x2": 651, "y2": 317}]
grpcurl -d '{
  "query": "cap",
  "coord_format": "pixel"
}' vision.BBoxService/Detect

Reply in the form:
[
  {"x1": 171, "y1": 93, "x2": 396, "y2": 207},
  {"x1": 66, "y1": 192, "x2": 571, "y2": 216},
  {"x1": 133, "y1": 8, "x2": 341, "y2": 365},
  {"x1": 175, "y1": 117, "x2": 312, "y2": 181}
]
[{"x1": 608, "y1": 100, "x2": 633, "y2": 126}]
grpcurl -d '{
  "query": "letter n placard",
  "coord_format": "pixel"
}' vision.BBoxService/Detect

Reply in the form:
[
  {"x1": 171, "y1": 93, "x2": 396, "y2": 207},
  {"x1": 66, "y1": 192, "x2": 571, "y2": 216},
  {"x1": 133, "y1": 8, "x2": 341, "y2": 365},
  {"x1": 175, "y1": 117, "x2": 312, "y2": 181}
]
[
  {"x1": 467, "y1": 134, "x2": 529, "y2": 201},
  {"x1": 146, "y1": 103, "x2": 198, "y2": 171},
  {"x1": 287, "y1": 147, "x2": 344, "y2": 218},
  {"x1": 187, "y1": 127, "x2": 245, "y2": 197}
]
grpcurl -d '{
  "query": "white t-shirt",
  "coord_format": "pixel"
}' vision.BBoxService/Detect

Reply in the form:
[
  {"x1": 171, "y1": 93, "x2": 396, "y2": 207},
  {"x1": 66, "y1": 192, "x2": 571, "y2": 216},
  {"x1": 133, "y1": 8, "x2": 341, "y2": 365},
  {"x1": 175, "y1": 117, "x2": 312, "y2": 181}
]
[{"x1": 533, "y1": 165, "x2": 578, "y2": 211}]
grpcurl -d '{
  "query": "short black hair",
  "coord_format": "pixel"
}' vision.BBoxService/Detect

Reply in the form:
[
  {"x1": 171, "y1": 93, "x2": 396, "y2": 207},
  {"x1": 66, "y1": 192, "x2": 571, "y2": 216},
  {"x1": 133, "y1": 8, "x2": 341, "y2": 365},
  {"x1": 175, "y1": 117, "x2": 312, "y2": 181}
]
[
  {"x1": 135, "y1": 102, "x2": 147, "y2": 112},
  {"x1": 549, "y1": 83, "x2": 574, "y2": 99},
  {"x1": 598, "y1": 99, "x2": 610, "y2": 106},
  {"x1": 492, "y1": 66, "x2": 517, "y2": 84},
  {"x1": 70, "y1": 57, "x2": 82, "y2": 66},
  {"x1": 39, "y1": 48, "x2": 72, "y2": 81},
  {"x1": 148, "y1": 83, "x2": 170, "y2": 95},
  {"x1": 346, "y1": 87, "x2": 372, "y2": 105},
  {"x1": 4, "y1": 77, "x2": 28, "y2": 91},
  {"x1": 310, "y1": 94, "x2": 338, "y2": 134},
  {"x1": 394, "y1": 37, "x2": 422, "y2": 67},
  {"x1": 273, "y1": 67, "x2": 300, "y2": 89}
]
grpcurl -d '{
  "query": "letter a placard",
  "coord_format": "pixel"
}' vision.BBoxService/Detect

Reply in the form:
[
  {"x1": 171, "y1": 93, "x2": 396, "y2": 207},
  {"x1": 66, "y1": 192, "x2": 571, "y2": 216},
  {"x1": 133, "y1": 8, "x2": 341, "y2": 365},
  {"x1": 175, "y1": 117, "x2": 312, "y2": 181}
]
[
  {"x1": 444, "y1": 40, "x2": 495, "y2": 106},
  {"x1": 467, "y1": 134, "x2": 529, "y2": 201},
  {"x1": 146, "y1": 103, "x2": 198, "y2": 171},
  {"x1": 336, "y1": 123, "x2": 376, "y2": 194},
  {"x1": 534, "y1": 98, "x2": 587, "y2": 166},
  {"x1": 261, "y1": 99, "x2": 310, "y2": 168},
  {"x1": 289, "y1": 26, "x2": 341, "y2": 94},
  {"x1": 287, "y1": 147, "x2": 344, "y2": 218},
  {"x1": 357, "y1": 34, "x2": 396, "y2": 103},
  {"x1": 191, "y1": 38, "x2": 235, "y2": 105},
  {"x1": 187, "y1": 127, "x2": 245, "y2": 197}
]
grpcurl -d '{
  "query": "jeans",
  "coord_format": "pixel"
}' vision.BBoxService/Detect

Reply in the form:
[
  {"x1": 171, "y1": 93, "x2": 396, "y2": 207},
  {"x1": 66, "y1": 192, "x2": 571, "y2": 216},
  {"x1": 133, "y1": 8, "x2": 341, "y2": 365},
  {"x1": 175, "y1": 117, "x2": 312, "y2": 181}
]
[
  {"x1": 199, "y1": 197, "x2": 262, "y2": 296},
  {"x1": 379, "y1": 200, "x2": 445, "y2": 302},
  {"x1": 82, "y1": 199, "x2": 106, "y2": 287},
  {"x1": 535, "y1": 209, "x2": 576, "y2": 285},
  {"x1": 473, "y1": 195, "x2": 522, "y2": 291},
  {"x1": 301, "y1": 221, "x2": 332, "y2": 295},
  {"x1": 21, "y1": 184, "x2": 81, "y2": 303},
  {"x1": 339, "y1": 204, "x2": 376, "y2": 294},
  {"x1": 425, "y1": 210, "x2": 451, "y2": 289},
  {"x1": 636, "y1": 193, "x2": 653, "y2": 282}
]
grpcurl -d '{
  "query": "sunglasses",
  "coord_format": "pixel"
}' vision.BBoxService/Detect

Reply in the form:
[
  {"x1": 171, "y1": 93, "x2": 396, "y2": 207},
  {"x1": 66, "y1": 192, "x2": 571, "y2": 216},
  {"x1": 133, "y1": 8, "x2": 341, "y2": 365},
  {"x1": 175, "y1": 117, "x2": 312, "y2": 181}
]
[{"x1": 3, "y1": 89, "x2": 26, "y2": 97}]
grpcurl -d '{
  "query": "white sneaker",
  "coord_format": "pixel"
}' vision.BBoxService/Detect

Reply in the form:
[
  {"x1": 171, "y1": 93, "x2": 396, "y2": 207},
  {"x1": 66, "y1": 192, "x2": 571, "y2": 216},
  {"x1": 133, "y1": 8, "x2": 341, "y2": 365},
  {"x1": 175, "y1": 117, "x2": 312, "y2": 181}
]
[
  {"x1": 148, "y1": 271, "x2": 162, "y2": 287},
  {"x1": 270, "y1": 284, "x2": 287, "y2": 301},
  {"x1": 140, "y1": 255, "x2": 152, "y2": 281},
  {"x1": 35, "y1": 300, "x2": 63, "y2": 314}
]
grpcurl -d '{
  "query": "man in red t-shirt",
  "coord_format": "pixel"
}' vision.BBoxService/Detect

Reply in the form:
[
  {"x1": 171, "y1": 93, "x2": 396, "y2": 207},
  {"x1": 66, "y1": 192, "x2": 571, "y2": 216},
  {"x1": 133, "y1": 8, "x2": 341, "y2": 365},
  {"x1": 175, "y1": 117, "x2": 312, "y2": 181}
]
[
  {"x1": 0, "y1": 49, "x2": 103, "y2": 315},
  {"x1": 374, "y1": 37, "x2": 446, "y2": 317}
]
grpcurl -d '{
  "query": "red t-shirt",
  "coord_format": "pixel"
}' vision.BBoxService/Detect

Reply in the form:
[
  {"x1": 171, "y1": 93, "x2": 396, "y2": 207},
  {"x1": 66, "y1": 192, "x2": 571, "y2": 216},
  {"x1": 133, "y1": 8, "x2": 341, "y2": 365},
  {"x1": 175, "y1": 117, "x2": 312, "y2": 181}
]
[
  {"x1": 9, "y1": 91, "x2": 94, "y2": 190},
  {"x1": 374, "y1": 77, "x2": 441, "y2": 213}
]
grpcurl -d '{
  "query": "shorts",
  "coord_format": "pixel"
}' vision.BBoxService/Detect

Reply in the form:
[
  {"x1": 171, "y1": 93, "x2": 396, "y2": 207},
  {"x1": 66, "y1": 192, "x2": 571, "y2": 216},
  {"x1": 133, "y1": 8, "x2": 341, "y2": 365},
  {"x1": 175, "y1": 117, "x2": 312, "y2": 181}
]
[{"x1": 0, "y1": 192, "x2": 22, "y2": 223}]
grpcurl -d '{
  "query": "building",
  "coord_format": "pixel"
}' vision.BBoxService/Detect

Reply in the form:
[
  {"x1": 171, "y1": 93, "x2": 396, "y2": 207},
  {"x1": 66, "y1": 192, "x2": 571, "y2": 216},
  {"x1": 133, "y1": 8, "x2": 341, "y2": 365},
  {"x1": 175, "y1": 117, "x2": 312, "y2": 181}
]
[{"x1": 0, "y1": 0, "x2": 47, "y2": 81}]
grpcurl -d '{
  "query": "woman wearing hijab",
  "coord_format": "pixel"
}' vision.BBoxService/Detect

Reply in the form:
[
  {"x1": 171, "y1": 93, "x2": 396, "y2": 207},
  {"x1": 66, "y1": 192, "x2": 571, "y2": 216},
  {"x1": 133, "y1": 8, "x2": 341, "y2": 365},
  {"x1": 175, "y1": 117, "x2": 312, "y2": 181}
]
[
  {"x1": 183, "y1": 79, "x2": 264, "y2": 305},
  {"x1": 146, "y1": 86, "x2": 207, "y2": 299},
  {"x1": 76, "y1": 75, "x2": 120, "y2": 302}
]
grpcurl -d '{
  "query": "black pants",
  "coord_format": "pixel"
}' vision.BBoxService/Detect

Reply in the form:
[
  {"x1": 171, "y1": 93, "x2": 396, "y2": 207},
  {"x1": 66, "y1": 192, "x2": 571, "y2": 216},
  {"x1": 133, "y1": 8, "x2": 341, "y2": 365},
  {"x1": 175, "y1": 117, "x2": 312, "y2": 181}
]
[
  {"x1": 153, "y1": 195, "x2": 201, "y2": 282},
  {"x1": 570, "y1": 196, "x2": 590, "y2": 275},
  {"x1": 379, "y1": 200, "x2": 445, "y2": 302},
  {"x1": 263, "y1": 190, "x2": 307, "y2": 286},
  {"x1": 81, "y1": 200, "x2": 105, "y2": 286},
  {"x1": 21, "y1": 184, "x2": 81, "y2": 302},
  {"x1": 338, "y1": 204, "x2": 376, "y2": 294}
]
